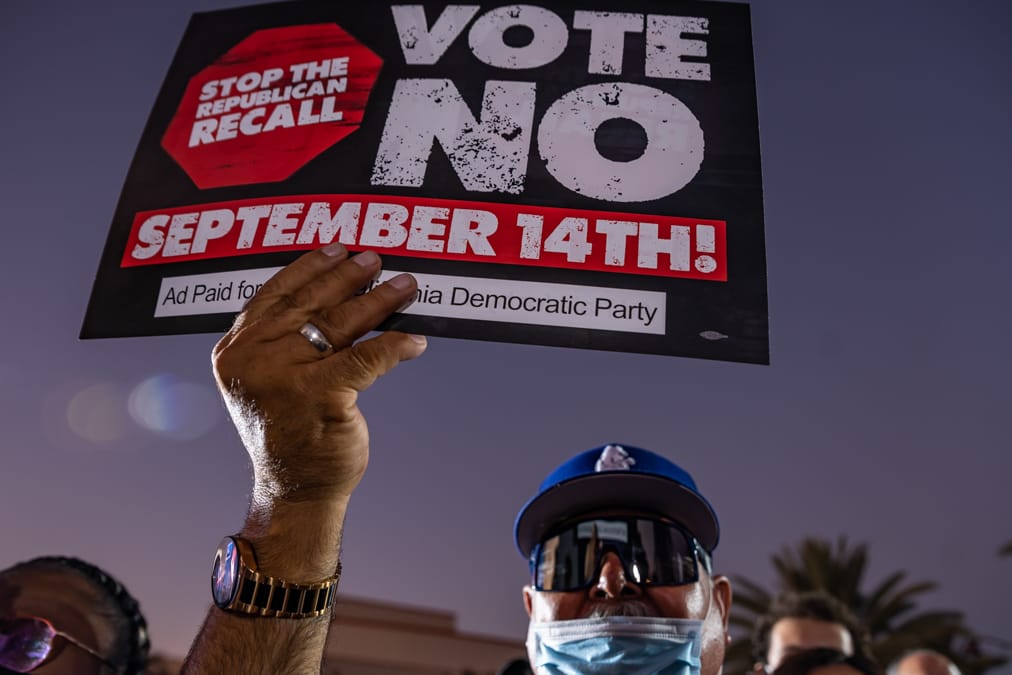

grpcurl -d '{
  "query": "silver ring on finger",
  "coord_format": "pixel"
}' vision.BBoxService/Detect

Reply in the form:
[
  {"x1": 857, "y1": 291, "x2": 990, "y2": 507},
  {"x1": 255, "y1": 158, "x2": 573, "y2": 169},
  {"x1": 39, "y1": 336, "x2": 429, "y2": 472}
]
[{"x1": 299, "y1": 322, "x2": 333, "y2": 353}]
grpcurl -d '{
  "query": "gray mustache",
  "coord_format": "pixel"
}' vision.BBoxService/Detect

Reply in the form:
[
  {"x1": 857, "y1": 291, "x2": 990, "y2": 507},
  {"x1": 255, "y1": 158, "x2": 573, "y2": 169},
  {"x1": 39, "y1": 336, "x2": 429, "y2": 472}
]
[{"x1": 584, "y1": 601, "x2": 652, "y2": 618}]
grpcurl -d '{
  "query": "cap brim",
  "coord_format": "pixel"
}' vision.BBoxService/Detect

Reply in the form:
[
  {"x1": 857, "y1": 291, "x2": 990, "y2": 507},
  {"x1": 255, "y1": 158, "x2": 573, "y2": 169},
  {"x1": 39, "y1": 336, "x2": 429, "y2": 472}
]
[{"x1": 515, "y1": 473, "x2": 719, "y2": 558}]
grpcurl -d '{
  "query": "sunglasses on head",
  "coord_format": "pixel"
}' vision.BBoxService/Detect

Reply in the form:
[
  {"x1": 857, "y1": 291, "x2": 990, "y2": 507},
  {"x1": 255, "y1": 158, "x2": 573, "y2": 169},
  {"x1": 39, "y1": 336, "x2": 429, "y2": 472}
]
[
  {"x1": 0, "y1": 616, "x2": 119, "y2": 673},
  {"x1": 530, "y1": 517, "x2": 711, "y2": 592}
]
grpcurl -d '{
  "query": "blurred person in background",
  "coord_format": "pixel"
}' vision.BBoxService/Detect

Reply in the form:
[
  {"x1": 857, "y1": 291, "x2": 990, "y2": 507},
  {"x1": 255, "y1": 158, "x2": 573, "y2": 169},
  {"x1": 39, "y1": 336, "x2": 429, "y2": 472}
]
[
  {"x1": 888, "y1": 650, "x2": 962, "y2": 675},
  {"x1": 772, "y1": 647, "x2": 882, "y2": 675},
  {"x1": 752, "y1": 590, "x2": 871, "y2": 673},
  {"x1": 0, "y1": 556, "x2": 149, "y2": 674}
]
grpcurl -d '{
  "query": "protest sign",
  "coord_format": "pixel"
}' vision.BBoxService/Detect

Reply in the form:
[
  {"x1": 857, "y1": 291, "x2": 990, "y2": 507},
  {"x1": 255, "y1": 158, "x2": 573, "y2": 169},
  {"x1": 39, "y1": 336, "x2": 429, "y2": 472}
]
[{"x1": 82, "y1": 0, "x2": 769, "y2": 363}]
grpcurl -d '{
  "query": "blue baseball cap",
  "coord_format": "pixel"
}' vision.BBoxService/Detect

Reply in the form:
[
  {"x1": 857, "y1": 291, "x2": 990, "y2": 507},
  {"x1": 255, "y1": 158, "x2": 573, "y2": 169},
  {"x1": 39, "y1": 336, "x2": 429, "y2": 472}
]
[{"x1": 514, "y1": 443, "x2": 720, "y2": 558}]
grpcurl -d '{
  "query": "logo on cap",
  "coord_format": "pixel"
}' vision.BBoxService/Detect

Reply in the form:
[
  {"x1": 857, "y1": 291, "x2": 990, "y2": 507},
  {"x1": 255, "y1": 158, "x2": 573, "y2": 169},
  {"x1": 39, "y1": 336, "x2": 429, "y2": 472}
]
[{"x1": 594, "y1": 444, "x2": 636, "y2": 472}]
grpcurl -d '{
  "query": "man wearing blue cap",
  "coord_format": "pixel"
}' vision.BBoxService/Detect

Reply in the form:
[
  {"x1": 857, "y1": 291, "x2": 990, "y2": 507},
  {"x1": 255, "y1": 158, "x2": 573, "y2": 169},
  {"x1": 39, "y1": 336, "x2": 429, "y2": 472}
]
[
  {"x1": 181, "y1": 249, "x2": 731, "y2": 674},
  {"x1": 516, "y1": 442, "x2": 732, "y2": 674}
]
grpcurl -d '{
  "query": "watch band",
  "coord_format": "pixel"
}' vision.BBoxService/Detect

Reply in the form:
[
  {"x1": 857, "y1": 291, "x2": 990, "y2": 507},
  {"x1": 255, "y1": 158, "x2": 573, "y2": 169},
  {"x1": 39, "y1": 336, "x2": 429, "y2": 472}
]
[{"x1": 222, "y1": 537, "x2": 340, "y2": 619}]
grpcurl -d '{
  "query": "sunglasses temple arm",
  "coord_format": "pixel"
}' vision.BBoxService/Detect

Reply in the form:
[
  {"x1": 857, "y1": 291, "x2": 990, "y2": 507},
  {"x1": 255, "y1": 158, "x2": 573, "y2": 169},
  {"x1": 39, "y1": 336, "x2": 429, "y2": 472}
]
[{"x1": 51, "y1": 629, "x2": 121, "y2": 673}]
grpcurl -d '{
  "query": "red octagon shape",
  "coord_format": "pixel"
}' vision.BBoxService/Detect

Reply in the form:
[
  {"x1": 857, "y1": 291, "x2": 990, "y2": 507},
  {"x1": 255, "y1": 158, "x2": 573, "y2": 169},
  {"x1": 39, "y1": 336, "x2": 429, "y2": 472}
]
[{"x1": 162, "y1": 24, "x2": 383, "y2": 189}]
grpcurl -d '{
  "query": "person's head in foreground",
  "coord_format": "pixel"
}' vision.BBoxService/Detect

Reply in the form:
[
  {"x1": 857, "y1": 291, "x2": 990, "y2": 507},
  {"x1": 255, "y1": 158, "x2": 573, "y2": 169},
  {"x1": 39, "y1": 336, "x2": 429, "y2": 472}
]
[
  {"x1": 752, "y1": 590, "x2": 871, "y2": 672},
  {"x1": 772, "y1": 647, "x2": 882, "y2": 675},
  {"x1": 0, "y1": 557, "x2": 149, "y2": 675},
  {"x1": 514, "y1": 443, "x2": 731, "y2": 675},
  {"x1": 888, "y1": 650, "x2": 962, "y2": 675}
]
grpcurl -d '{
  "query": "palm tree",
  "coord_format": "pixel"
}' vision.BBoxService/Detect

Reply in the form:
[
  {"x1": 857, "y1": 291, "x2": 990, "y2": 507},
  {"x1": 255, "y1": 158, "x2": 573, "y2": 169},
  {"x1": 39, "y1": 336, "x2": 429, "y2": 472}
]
[{"x1": 726, "y1": 536, "x2": 1007, "y2": 675}]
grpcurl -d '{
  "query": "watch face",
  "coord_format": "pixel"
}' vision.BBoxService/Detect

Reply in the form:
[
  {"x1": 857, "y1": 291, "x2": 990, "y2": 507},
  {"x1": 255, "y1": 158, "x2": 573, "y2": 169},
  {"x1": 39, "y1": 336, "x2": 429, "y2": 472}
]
[{"x1": 211, "y1": 537, "x2": 241, "y2": 607}]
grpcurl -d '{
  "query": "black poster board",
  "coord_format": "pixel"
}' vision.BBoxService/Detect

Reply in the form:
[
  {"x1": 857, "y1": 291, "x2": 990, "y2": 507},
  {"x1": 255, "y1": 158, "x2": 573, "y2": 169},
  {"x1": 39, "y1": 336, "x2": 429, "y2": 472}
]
[{"x1": 82, "y1": 0, "x2": 769, "y2": 364}]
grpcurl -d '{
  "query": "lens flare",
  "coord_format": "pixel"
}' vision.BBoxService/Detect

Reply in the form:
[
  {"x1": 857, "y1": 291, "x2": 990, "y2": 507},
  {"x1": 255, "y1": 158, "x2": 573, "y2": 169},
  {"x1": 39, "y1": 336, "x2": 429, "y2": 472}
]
[
  {"x1": 65, "y1": 383, "x2": 129, "y2": 444},
  {"x1": 128, "y1": 374, "x2": 221, "y2": 440}
]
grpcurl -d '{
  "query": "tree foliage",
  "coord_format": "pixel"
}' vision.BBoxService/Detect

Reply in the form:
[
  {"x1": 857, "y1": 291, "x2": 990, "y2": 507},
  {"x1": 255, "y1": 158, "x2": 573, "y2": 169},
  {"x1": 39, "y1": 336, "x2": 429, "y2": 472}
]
[{"x1": 726, "y1": 536, "x2": 1007, "y2": 675}]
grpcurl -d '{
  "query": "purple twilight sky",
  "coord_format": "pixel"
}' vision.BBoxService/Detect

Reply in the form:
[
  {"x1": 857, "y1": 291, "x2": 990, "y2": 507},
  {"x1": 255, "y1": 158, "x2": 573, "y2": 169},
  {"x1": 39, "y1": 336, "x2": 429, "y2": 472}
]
[{"x1": 1, "y1": 0, "x2": 1010, "y2": 666}]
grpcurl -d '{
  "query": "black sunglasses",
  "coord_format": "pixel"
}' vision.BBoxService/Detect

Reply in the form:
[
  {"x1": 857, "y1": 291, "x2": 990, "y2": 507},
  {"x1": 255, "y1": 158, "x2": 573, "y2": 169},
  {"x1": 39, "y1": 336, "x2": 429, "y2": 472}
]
[
  {"x1": 530, "y1": 517, "x2": 711, "y2": 592},
  {"x1": 0, "y1": 616, "x2": 119, "y2": 673}
]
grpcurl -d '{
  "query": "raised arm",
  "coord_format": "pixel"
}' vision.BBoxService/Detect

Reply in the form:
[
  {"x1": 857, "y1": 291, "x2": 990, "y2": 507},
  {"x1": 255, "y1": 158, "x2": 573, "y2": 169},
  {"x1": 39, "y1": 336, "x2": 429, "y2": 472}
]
[{"x1": 182, "y1": 244, "x2": 425, "y2": 674}]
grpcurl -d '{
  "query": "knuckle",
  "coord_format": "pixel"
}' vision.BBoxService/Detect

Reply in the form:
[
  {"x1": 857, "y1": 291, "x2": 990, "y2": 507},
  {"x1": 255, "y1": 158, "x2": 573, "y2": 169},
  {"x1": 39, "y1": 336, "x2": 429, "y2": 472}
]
[
  {"x1": 320, "y1": 261, "x2": 354, "y2": 287},
  {"x1": 314, "y1": 310, "x2": 351, "y2": 345},
  {"x1": 258, "y1": 276, "x2": 284, "y2": 299},
  {"x1": 211, "y1": 346, "x2": 239, "y2": 382},
  {"x1": 212, "y1": 340, "x2": 263, "y2": 389},
  {"x1": 274, "y1": 292, "x2": 300, "y2": 313},
  {"x1": 334, "y1": 342, "x2": 395, "y2": 391},
  {"x1": 258, "y1": 292, "x2": 301, "y2": 324},
  {"x1": 344, "y1": 345, "x2": 376, "y2": 381},
  {"x1": 212, "y1": 334, "x2": 230, "y2": 359},
  {"x1": 362, "y1": 280, "x2": 400, "y2": 308},
  {"x1": 213, "y1": 317, "x2": 246, "y2": 358}
]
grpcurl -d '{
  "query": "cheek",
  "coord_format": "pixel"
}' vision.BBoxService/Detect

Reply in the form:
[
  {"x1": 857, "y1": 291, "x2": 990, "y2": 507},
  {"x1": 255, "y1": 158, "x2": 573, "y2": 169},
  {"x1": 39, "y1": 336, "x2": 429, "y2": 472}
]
[
  {"x1": 528, "y1": 591, "x2": 585, "y2": 622},
  {"x1": 647, "y1": 582, "x2": 708, "y2": 618},
  {"x1": 698, "y1": 608, "x2": 729, "y2": 675}
]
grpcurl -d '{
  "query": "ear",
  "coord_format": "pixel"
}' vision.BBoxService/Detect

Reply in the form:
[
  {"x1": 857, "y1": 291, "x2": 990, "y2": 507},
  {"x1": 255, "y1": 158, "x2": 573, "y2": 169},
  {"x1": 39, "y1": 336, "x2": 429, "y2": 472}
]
[
  {"x1": 522, "y1": 585, "x2": 534, "y2": 617},
  {"x1": 710, "y1": 574, "x2": 732, "y2": 631}
]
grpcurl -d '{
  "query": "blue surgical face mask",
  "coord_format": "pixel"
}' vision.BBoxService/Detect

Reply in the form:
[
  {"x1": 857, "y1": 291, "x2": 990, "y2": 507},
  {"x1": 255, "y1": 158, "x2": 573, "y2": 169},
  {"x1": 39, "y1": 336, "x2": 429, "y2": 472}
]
[{"x1": 526, "y1": 615, "x2": 704, "y2": 675}]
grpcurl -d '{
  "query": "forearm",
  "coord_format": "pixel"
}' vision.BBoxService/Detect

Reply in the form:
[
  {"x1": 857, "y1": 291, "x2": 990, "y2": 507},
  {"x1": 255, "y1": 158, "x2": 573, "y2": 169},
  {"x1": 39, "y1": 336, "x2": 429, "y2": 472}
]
[
  {"x1": 181, "y1": 497, "x2": 349, "y2": 675},
  {"x1": 183, "y1": 609, "x2": 331, "y2": 675}
]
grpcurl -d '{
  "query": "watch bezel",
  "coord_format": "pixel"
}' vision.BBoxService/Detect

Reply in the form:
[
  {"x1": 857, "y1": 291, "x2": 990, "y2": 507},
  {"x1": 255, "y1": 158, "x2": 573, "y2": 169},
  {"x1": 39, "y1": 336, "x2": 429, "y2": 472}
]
[{"x1": 211, "y1": 536, "x2": 242, "y2": 608}]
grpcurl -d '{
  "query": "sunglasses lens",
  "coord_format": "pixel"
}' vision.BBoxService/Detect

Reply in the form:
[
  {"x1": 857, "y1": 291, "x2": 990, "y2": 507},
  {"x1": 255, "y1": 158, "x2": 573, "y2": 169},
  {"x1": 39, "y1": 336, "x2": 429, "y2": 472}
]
[
  {"x1": 534, "y1": 518, "x2": 698, "y2": 591},
  {"x1": 0, "y1": 618, "x2": 55, "y2": 672},
  {"x1": 645, "y1": 521, "x2": 697, "y2": 584}
]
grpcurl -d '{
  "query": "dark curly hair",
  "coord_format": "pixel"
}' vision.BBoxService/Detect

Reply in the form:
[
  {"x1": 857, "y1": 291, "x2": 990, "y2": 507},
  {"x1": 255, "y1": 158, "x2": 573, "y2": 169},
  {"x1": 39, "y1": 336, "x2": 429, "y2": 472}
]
[
  {"x1": 752, "y1": 590, "x2": 872, "y2": 667},
  {"x1": 3, "y1": 556, "x2": 150, "y2": 675}
]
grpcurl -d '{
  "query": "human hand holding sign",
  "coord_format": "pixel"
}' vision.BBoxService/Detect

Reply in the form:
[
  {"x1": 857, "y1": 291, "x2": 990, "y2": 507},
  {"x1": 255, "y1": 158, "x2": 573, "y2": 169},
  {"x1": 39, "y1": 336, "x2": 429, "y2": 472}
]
[
  {"x1": 212, "y1": 242, "x2": 426, "y2": 506},
  {"x1": 183, "y1": 244, "x2": 426, "y2": 675}
]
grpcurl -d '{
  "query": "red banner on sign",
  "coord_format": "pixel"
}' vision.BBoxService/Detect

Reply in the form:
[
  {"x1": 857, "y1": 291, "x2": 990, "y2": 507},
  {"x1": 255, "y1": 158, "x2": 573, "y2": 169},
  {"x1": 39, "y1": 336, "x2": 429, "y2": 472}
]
[{"x1": 121, "y1": 195, "x2": 727, "y2": 281}]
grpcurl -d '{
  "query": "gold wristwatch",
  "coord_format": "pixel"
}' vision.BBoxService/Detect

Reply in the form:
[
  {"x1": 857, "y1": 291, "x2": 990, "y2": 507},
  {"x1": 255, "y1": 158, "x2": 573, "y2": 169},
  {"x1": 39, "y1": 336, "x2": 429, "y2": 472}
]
[{"x1": 211, "y1": 536, "x2": 339, "y2": 618}]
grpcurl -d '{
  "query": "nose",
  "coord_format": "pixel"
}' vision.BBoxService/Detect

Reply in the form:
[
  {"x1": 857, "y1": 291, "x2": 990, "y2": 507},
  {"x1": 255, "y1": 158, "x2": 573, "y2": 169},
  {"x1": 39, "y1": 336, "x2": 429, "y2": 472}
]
[{"x1": 589, "y1": 551, "x2": 643, "y2": 599}]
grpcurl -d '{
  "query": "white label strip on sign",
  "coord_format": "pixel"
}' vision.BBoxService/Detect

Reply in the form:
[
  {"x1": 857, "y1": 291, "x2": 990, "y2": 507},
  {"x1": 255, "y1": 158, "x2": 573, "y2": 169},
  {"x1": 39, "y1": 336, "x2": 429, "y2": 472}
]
[{"x1": 156, "y1": 268, "x2": 666, "y2": 335}]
